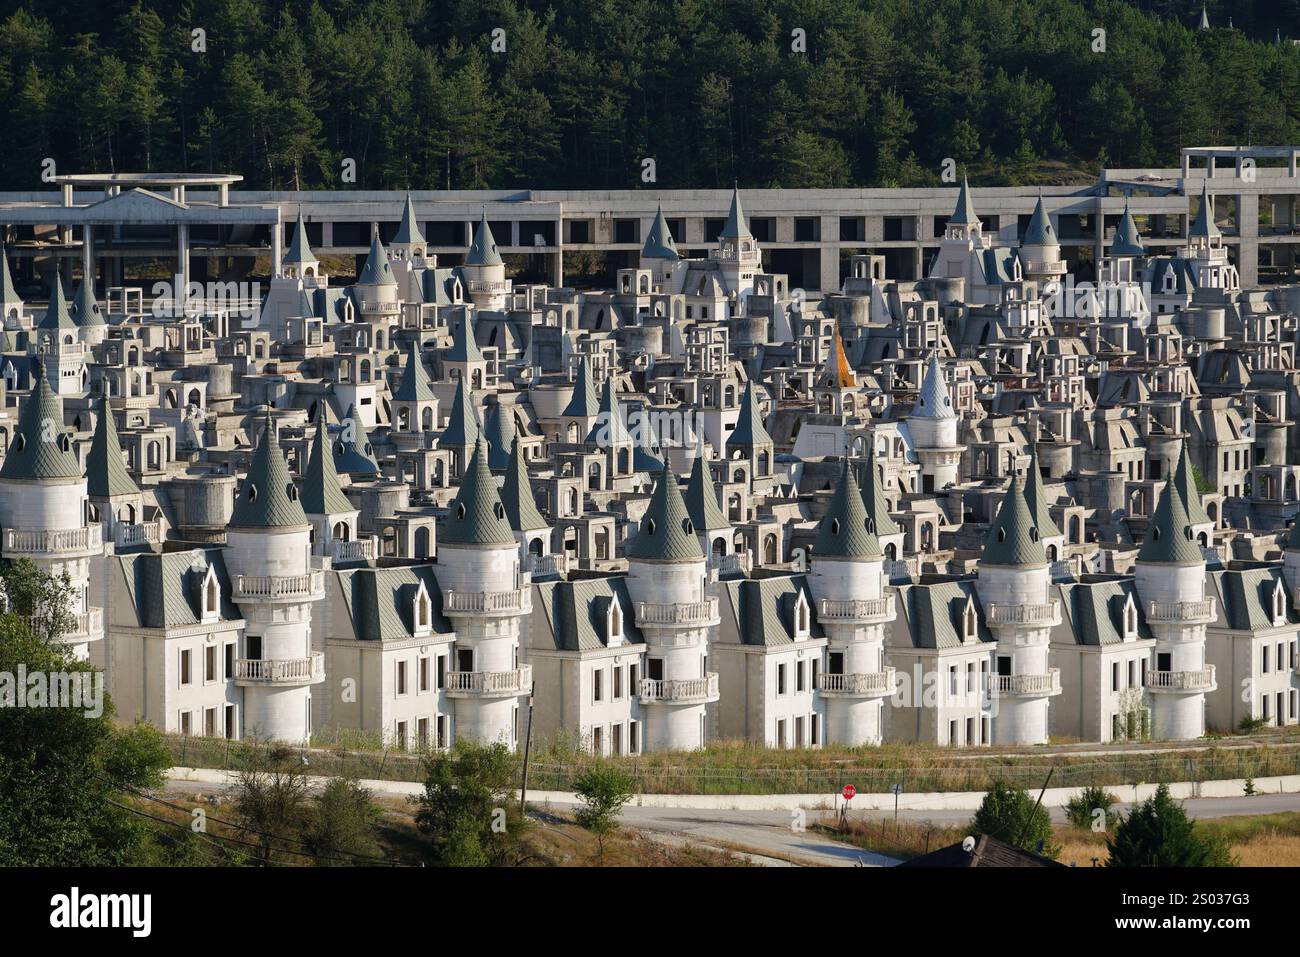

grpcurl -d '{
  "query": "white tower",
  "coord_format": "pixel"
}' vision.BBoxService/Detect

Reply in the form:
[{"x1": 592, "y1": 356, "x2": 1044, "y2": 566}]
[
  {"x1": 808, "y1": 463, "x2": 896, "y2": 745},
  {"x1": 907, "y1": 354, "x2": 962, "y2": 493},
  {"x1": 713, "y1": 186, "x2": 761, "y2": 305},
  {"x1": 460, "y1": 211, "x2": 510, "y2": 311},
  {"x1": 976, "y1": 473, "x2": 1062, "y2": 745},
  {"x1": 625, "y1": 466, "x2": 720, "y2": 750},
  {"x1": 639, "y1": 203, "x2": 679, "y2": 286},
  {"x1": 438, "y1": 436, "x2": 532, "y2": 748},
  {"x1": 226, "y1": 416, "x2": 325, "y2": 741},
  {"x1": 1019, "y1": 194, "x2": 1066, "y2": 286}
]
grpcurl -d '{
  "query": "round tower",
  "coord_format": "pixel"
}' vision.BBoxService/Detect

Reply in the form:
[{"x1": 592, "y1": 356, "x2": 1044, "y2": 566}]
[
  {"x1": 625, "y1": 466, "x2": 720, "y2": 751},
  {"x1": 300, "y1": 405, "x2": 363, "y2": 562},
  {"x1": 907, "y1": 355, "x2": 962, "y2": 493},
  {"x1": 226, "y1": 415, "x2": 325, "y2": 742},
  {"x1": 975, "y1": 473, "x2": 1062, "y2": 745},
  {"x1": 1019, "y1": 195, "x2": 1066, "y2": 287},
  {"x1": 808, "y1": 462, "x2": 895, "y2": 745},
  {"x1": 437, "y1": 436, "x2": 532, "y2": 749},
  {"x1": 461, "y1": 211, "x2": 510, "y2": 310}
]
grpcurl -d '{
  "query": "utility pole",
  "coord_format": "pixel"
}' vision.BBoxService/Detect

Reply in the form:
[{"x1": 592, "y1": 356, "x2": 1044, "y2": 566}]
[
  {"x1": 519, "y1": 681, "x2": 536, "y2": 813},
  {"x1": 1015, "y1": 767, "x2": 1055, "y2": 848}
]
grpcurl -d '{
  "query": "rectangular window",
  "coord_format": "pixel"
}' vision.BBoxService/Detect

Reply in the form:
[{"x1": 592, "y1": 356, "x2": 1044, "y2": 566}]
[
  {"x1": 949, "y1": 719, "x2": 959, "y2": 747},
  {"x1": 629, "y1": 720, "x2": 639, "y2": 754},
  {"x1": 437, "y1": 655, "x2": 447, "y2": 689},
  {"x1": 612, "y1": 724, "x2": 623, "y2": 756},
  {"x1": 224, "y1": 704, "x2": 236, "y2": 740},
  {"x1": 796, "y1": 660, "x2": 806, "y2": 693},
  {"x1": 811, "y1": 658, "x2": 820, "y2": 690},
  {"x1": 419, "y1": 657, "x2": 430, "y2": 693},
  {"x1": 1263, "y1": 645, "x2": 1271, "y2": 674},
  {"x1": 613, "y1": 666, "x2": 623, "y2": 700},
  {"x1": 180, "y1": 711, "x2": 191, "y2": 735},
  {"x1": 224, "y1": 643, "x2": 235, "y2": 680},
  {"x1": 629, "y1": 662, "x2": 640, "y2": 693},
  {"x1": 777, "y1": 663, "x2": 787, "y2": 696},
  {"x1": 180, "y1": 649, "x2": 192, "y2": 686},
  {"x1": 395, "y1": 721, "x2": 407, "y2": 750},
  {"x1": 594, "y1": 668, "x2": 604, "y2": 703},
  {"x1": 204, "y1": 645, "x2": 216, "y2": 683},
  {"x1": 397, "y1": 660, "x2": 408, "y2": 695},
  {"x1": 436, "y1": 715, "x2": 447, "y2": 749},
  {"x1": 204, "y1": 707, "x2": 216, "y2": 737},
  {"x1": 592, "y1": 725, "x2": 603, "y2": 755},
  {"x1": 776, "y1": 718, "x2": 787, "y2": 748},
  {"x1": 811, "y1": 713, "x2": 820, "y2": 746},
  {"x1": 795, "y1": 715, "x2": 806, "y2": 747},
  {"x1": 1127, "y1": 659, "x2": 1136, "y2": 688},
  {"x1": 1112, "y1": 662, "x2": 1120, "y2": 692},
  {"x1": 417, "y1": 717, "x2": 429, "y2": 750}
]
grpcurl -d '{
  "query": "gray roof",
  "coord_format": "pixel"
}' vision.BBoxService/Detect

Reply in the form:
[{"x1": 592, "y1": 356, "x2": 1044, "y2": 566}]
[
  {"x1": 1022, "y1": 195, "x2": 1057, "y2": 246},
  {"x1": 813, "y1": 462, "x2": 882, "y2": 560},
  {"x1": 439, "y1": 375, "x2": 479, "y2": 449},
  {"x1": 333, "y1": 403, "x2": 380, "y2": 476},
  {"x1": 911, "y1": 354, "x2": 955, "y2": 420},
  {"x1": 983, "y1": 474, "x2": 1048, "y2": 567},
  {"x1": 642, "y1": 204, "x2": 679, "y2": 260},
  {"x1": 562, "y1": 357, "x2": 599, "y2": 418},
  {"x1": 0, "y1": 245, "x2": 20, "y2": 305},
  {"x1": 499, "y1": 436, "x2": 548, "y2": 532},
  {"x1": 230, "y1": 416, "x2": 310, "y2": 529},
  {"x1": 1173, "y1": 442, "x2": 1211, "y2": 527},
  {"x1": 948, "y1": 175, "x2": 980, "y2": 226},
  {"x1": 285, "y1": 209, "x2": 317, "y2": 265},
  {"x1": 719, "y1": 186, "x2": 750, "y2": 240},
  {"x1": 1110, "y1": 201, "x2": 1146, "y2": 258},
  {"x1": 1189, "y1": 182, "x2": 1220, "y2": 239},
  {"x1": 392, "y1": 339, "x2": 435, "y2": 402},
  {"x1": 723, "y1": 575, "x2": 825, "y2": 646},
  {"x1": 445, "y1": 309, "x2": 483, "y2": 363},
  {"x1": 858, "y1": 443, "x2": 901, "y2": 537},
  {"x1": 336, "y1": 564, "x2": 452, "y2": 640},
  {"x1": 441, "y1": 437, "x2": 516, "y2": 547},
  {"x1": 301, "y1": 406, "x2": 354, "y2": 515},
  {"x1": 1023, "y1": 445, "x2": 1062, "y2": 539},
  {"x1": 357, "y1": 233, "x2": 396, "y2": 286},
  {"x1": 466, "y1": 210, "x2": 503, "y2": 266},
  {"x1": 1057, "y1": 578, "x2": 1152, "y2": 646},
  {"x1": 72, "y1": 279, "x2": 106, "y2": 328},
  {"x1": 684, "y1": 444, "x2": 729, "y2": 534},
  {"x1": 1209, "y1": 566, "x2": 1299, "y2": 631},
  {"x1": 116, "y1": 549, "x2": 241, "y2": 628},
  {"x1": 393, "y1": 193, "x2": 425, "y2": 246},
  {"x1": 585, "y1": 374, "x2": 630, "y2": 446},
  {"x1": 86, "y1": 398, "x2": 139, "y2": 498},
  {"x1": 533, "y1": 577, "x2": 645, "y2": 651},
  {"x1": 1137, "y1": 474, "x2": 1203, "y2": 564},
  {"x1": 727, "y1": 381, "x2": 773, "y2": 450},
  {"x1": 894, "y1": 578, "x2": 993, "y2": 649},
  {"x1": 484, "y1": 402, "x2": 517, "y2": 471},
  {"x1": 626, "y1": 466, "x2": 704, "y2": 563},
  {"x1": 0, "y1": 368, "x2": 83, "y2": 481},
  {"x1": 37, "y1": 275, "x2": 77, "y2": 333}
]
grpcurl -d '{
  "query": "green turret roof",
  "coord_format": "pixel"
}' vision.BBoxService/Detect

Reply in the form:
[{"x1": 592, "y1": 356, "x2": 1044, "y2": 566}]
[
  {"x1": 982, "y1": 474, "x2": 1048, "y2": 567},
  {"x1": 301, "y1": 405, "x2": 354, "y2": 515},
  {"x1": 1173, "y1": 442, "x2": 1212, "y2": 527},
  {"x1": 499, "y1": 436, "x2": 547, "y2": 532},
  {"x1": 446, "y1": 309, "x2": 483, "y2": 363},
  {"x1": 642, "y1": 204, "x2": 680, "y2": 261},
  {"x1": 1110, "y1": 200, "x2": 1146, "y2": 258},
  {"x1": 718, "y1": 185, "x2": 751, "y2": 240},
  {"x1": 585, "y1": 374, "x2": 630, "y2": 446},
  {"x1": 1023, "y1": 445, "x2": 1062, "y2": 539},
  {"x1": 859, "y1": 442, "x2": 901, "y2": 537},
  {"x1": 441, "y1": 436, "x2": 516, "y2": 547},
  {"x1": 684, "y1": 439, "x2": 728, "y2": 534},
  {"x1": 466, "y1": 210, "x2": 503, "y2": 266},
  {"x1": 949, "y1": 174, "x2": 980, "y2": 226},
  {"x1": 285, "y1": 209, "x2": 317, "y2": 265},
  {"x1": 911, "y1": 354, "x2": 955, "y2": 420},
  {"x1": 86, "y1": 398, "x2": 138, "y2": 498},
  {"x1": 439, "y1": 375, "x2": 479, "y2": 449},
  {"x1": 72, "y1": 279, "x2": 106, "y2": 328},
  {"x1": 333, "y1": 403, "x2": 380, "y2": 476},
  {"x1": 626, "y1": 466, "x2": 703, "y2": 563},
  {"x1": 392, "y1": 340, "x2": 435, "y2": 403},
  {"x1": 1138, "y1": 473, "x2": 1204, "y2": 564},
  {"x1": 230, "y1": 416, "x2": 309, "y2": 529},
  {"x1": 37, "y1": 275, "x2": 77, "y2": 333},
  {"x1": 393, "y1": 192, "x2": 425, "y2": 246},
  {"x1": 562, "y1": 357, "x2": 599, "y2": 418},
  {"x1": 483, "y1": 401, "x2": 516, "y2": 471},
  {"x1": 357, "y1": 232, "x2": 396, "y2": 286},
  {"x1": 1022, "y1": 195, "x2": 1057, "y2": 246},
  {"x1": 814, "y1": 461, "x2": 882, "y2": 560},
  {"x1": 1189, "y1": 181, "x2": 1220, "y2": 239},
  {"x1": 0, "y1": 367, "x2": 82, "y2": 481},
  {"x1": 727, "y1": 381, "x2": 773, "y2": 450}
]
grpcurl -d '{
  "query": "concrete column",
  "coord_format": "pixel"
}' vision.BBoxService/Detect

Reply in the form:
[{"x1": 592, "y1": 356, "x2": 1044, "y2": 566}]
[
  {"x1": 177, "y1": 223, "x2": 189, "y2": 314},
  {"x1": 555, "y1": 213, "x2": 564, "y2": 286},
  {"x1": 1238, "y1": 192, "x2": 1259, "y2": 289},
  {"x1": 82, "y1": 225, "x2": 93, "y2": 287},
  {"x1": 272, "y1": 219, "x2": 283, "y2": 278}
]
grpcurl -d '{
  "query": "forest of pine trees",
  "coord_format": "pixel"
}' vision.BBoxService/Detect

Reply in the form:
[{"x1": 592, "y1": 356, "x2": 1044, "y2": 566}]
[{"x1": 3, "y1": 0, "x2": 1300, "y2": 192}]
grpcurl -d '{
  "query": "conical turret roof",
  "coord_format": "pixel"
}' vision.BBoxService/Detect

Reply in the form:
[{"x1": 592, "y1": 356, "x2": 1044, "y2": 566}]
[
  {"x1": 949, "y1": 174, "x2": 980, "y2": 226},
  {"x1": 719, "y1": 185, "x2": 751, "y2": 240},
  {"x1": 0, "y1": 244, "x2": 21, "y2": 307},
  {"x1": 642, "y1": 204, "x2": 679, "y2": 261},
  {"x1": 814, "y1": 461, "x2": 882, "y2": 560},
  {"x1": 982, "y1": 474, "x2": 1048, "y2": 567},
  {"x1": 626, "y1": 466, "x2": 703, "y2": 562},
  {"x1": 441, "y1": 436, "x2": 516, "y2": 547},
  {"x1": 230, "y1": 415, "x2": 309, "y2": 529},
  {"x1": 0, "y1": 366, "x2": 83, "y2": 481},
  {"x1": 301, "y1": 405, "x2": 354, "y2": 515},
  {"x1": 285, "y1": 209, "x2": 317, "y2": 266},
  {"x1": 727, "y1": 381, "x2": 773, "y2": 450},
  {"x1": 357, "y1": 232, "x2": 396, "y2": 286},
  {"x1": 72, "y1": 279, "x2": 106, "y2": 328},
  {"x1": 37, "y1": 274, "x2": 77, "y2": 333},
  {"x1": 859, "y1": 442, "x2": 901, "y2": 537},
  {"x1": 439, "y1": 375, "x2": 479, "y2": 448},
  {"x1": 1110, "y1": 200, "x2": 1146, "y2": 258},
  {"x1": 393, "y1": 192, "x2": 425, "y2": 246},
  {"x1": 684, "y1": 438, "x2": 728, "y2": 534},
  {"x1": 1022, "y1": 194, "x2": 1057, "y2": 246},
  {"x1": 1138, "y1": 473, "x2": 1204, "y2": 564},
  {"x1": 446, "y1": 309, "x2": 483, "y2": 363},
  {"x1": 333, "y1": 403, "x2": 380, "y2": 476},
  {"x1": 466, "y1": 210, "x2": 503, "y2": 266},
  {"x1": 912, "y1": 354, "x2": 955, "y2": 420},
  {"x1": 499, "y1": 436, "x2": 547, "y2": 532},
  {"x1": 1189, "y1": 181, "x2": 1220, "y2": 239},
  {"x1": 86, "y1": 397, "x2": 138, "y2": 498},
  {"x1": 1173, "y1": 442, "x2": 1212, "y2": 528},
  {"x1": 483, "y1": 401, "x2": 516, "y2": 471},
  {"x1": 392, "y1": 340, "x2": 435, "y2": 403},
  {"x1": 585, "y1": 374, "x2": 629, "y2": 446},
  {"x1": 562, "y1": 357, "x2": 599, "y2": 418},
  {"x1": 1023, "y1": 444, "x2": 1062, "y2": 539}
]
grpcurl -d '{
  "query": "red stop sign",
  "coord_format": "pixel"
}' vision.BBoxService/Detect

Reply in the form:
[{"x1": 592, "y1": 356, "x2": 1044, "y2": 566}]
[{"x1": 842, "y1": 784, "x2": 856, "y2": 801}]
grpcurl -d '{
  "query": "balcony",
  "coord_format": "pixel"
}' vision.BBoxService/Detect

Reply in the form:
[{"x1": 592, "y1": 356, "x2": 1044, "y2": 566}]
[
  {"x1": 635, "y1": 598, "x2": 720, "y2": 628},
  {"x1": 817, "y1": 668, "x2": 895, "y2": 697},
  {"x1": 332, "y1": 539, "x2": 375, "y2": 562},
  {"x1": 445, "y1": 665, "x2": 533, "y2": 698},
  {"x1": 1144, "y1": 665, "x2": 1216, "y2": 692},
  {"x1": 527, "y1": 553, "x2": 569, "y2": 578},
  {"x1": 62, "y1": 607, "x2": 105, "y2": 643},
  {"x1": 708, "y1": 552, "x2": 751, "y2": 578},
  {"x1": 114, "y1": 521, "x2": 161, "y2": 548},
  {"x1": 818, "y1": 596, "x2": 895, "y2": 624},
  {"x1": 467, "y1": 279, "x2": 511, "y2": 295},
  {"x1": 234, "y1": 652, "x2": 325, "y2": 685},
  {"x1": 444, "y1": 585, "x2": 531, "y2": 615},
  {"x1": 985, "y1": 600, "x2": 1062, "y2": 627},
  {"x1": 4, "y1": 525, "x2": 102, "y2": 557},
  {"x1": 639, "y1": 672, "x2": 719, "y2": 705},
  {"x1": 988, "y1": 668, "x2": 1062, "y2": 697},
  {"x1": 1146, "y1": 599, "x2": 1216, "y2": 624},
  {"x1": 232, "y1": 572, "x2": 325, "y2": 602}
]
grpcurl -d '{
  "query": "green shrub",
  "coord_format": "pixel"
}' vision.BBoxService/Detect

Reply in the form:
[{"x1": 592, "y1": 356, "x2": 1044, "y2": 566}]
[{"x1": 1065, "y1": 785, "x2": 1118, "y2": 830}]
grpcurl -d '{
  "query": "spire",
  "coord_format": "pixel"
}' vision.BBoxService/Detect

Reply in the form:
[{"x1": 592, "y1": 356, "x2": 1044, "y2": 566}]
[
  {"x1": 727, "y1": 381, "x2": 773, "y2": 451},
  {"x1": 441, "y1": 436, "x2": 516, "y2": 547},
  {"x1": 230, "y1": 415, "x2": 309, "y2": 529},
  {"x1": 684, "y1": 436, "x2": 728, "y2": 533},
  {"x1": 1172, "y1": 441, "x2": 1212, "y2": 527},
  {"x1": 585, "y1": 374, "x2": 630, "y2": 446},
  {"x1": 859, "y1": 441, "x2": 901, "y2": 537},
  {"x1": 827, "y1": 327, "x2": 855, "y2": 388},
  {"x1": 1138, "y1": 472, "x2": 1204, "y2": 564},
  {"x1": 718, "y1": 185, "x2": 751, "y2": 240},
  {"x1": 0, "y1": 244, "x2": 21, "y2": 308},
  {"x1": 285, "y1": 209, "x2": 318, "y2": 266},
  {"x1": 86, "y1": 397, "x2": 138, "y2": 498},
  {"x1": 499, "y1": 436, "x2": 547, "y2": 532},
  {"x1": 439, "y1": 375, "x2": 479, "y2": 449},
  {"x1": 392, "y1": 339, "x2": 435, "y2": 403},
  {"x1": 0, "y1": 366, "x2": 82, "y2": 481},
  {"x1": 1023, "y1": 444, "x2": 1062, "y2": 539},
  {"x1": 333, "y1": 403, "x2": 380, "y2": 476},
  {"x1": 641, "y1": 204, "x2": 680, "y2": 261},
  {"x1": 911, "y1": 354, "x2": 955, "y2": 420},
  {"x1": 72, "y1": 278, "x2": 106, "y2": 328},
  {"x1": 1110, "y1": 199, "x2": 1146, "y2": 258},
  {"x1": 483, "y1": 401, "x2": 516, "y2": 470},
  {"x1": 301, "y1": 405, "x2": 354, "y2": 515},
  {"x1": 466, "y1": 209, "x2": 503, "y2": 266},
  {"x1": 626, "y1": 466, "x2": 704, "y2": 562},
  {"x1": 446, "y1": 309, "x2": 483, "y2": 363},
  {"x1": 1022, "y1": 194, "x2": 1057, "y2": 246},
  {"x1": 948, "y1": 174, "x2": 980, "y2": 226},
  {"x1": 814, "y1": 461, "x2": 882, "y2": 560},
  {"x1": 393, "y1": 192, "x2": 425, "y2": 246},
  {"x1": 1199, "y1": 5, "x2": 1210, "y2": 30},
  {"x1": 1189, "y1": 181, "x2": 1220, "y2": 239},
  {"x1": 562, "y1": 357, "x2": 599, "y2": 418},
  {"x1": 37, "y1": 273, "x2": 77, "y2": 333},
  {"x1": 357, "y1": 232, "x2": 396, "y2": 286},
  {"x1": 983, "y1": 474, "x2": 1048, "y2": 567}
]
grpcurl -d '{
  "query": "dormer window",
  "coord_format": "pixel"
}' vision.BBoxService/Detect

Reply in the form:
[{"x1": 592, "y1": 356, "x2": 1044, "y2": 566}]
[
  {"x1": 413, "y1": 582, "x2": 432, "y2": 635},
  {"x1": 1123, "y1": 594, "x2": 1138, "y2": 640},
  {"x1": 607, "y1": 601, "x2": 624, "y2": 645},
  {"x1": 963, "y1": 597, "x2": 978, "y2": 642},
  {"x1": 1274, "y1": 581, "x2": 1287, "y2": 627},
  {"x1": 794, "y1": 593, "x2": 811, "y2": 638},
  {"x1": 200, "y1": 566, "x2": 220, "y2": 622}
]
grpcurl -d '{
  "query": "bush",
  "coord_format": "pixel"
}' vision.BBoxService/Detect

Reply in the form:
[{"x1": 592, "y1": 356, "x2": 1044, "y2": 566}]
[
  {"x1": 231, "y1": 745, "x2": 311, "y2": 865},
  {"x1": 971, "y1": 778, "x2": 1058, "y2": 859},
  {"x1": 302, "y1": 777, "x2": 383, "y2": 865},
  {"x1": 1107, "y1": 784, "x2": 1236, "y2": 867},
  {"x1": 573, "y1": 765, "x2": 635, "y2": 861},
  {"x1": 1065, "y1": 786, "x2": 1118, "y2": 830},
  {"x1": 415, "y1": 742, "x2": 526, "y2": 866},
  {"x1": 1238, "y1": 715, "x2": 1269, "y2": 735}
]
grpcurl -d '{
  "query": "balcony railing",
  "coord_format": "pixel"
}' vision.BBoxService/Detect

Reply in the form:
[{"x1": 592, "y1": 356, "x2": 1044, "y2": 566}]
[
  {"x1": 444, "y1": 586, "x2": 530, "y2": 614},
  {"x1": 115, "y1": 521, "x2": 161, "y2": 548},
  {"x1": 985, "y1": 601, "x2": 1062, "y2": 627},
  {"x1": 708, "y1": 552, "x2": 751, "y2": 577},
  {"x1": 818, "y1": 596, "x2": 895, "y2": 623},
  {"x1": 445, "y1": 665, "x2": 532, "y2": 697},
  {"x1": 467, "y1": 279, "x2": 511, "y2": 294},
  {"x1": 1146, "y1": 599, "x2": 1216, "y2": 624},
  {"x1": 527, "y1": 553, "x2": 568, "y2": 577},
  {"x1": 988, "y1": 668, "x2": 1062, "y2": 696},
  {"x1": 332, "y1": 539, "x2": 375, "y2": 562},
  {"x1": 635, "y1": 598, "x2": 719, "y2": 628},
  {"x1": 817, "y1": 668, "x2": 895, "y2": 696},
  {"x1": 4, "y1": 525, "x2": 102, "y2": 556},
  {"x1": 639, "y1": 672, "x2": 719, "y2": 704},
  {"x1": 234, "y1": 652, "x2": 325, "y2": 684},
  {"x1": 65, "y1": 607, "x2": 105, "y2": 641},
  {"x1": 232, "y1": 572, "x2": 324, "y2": 602},
  {"x1": 1144, "y1": 665, "x2": 1216, "y2": 691}
]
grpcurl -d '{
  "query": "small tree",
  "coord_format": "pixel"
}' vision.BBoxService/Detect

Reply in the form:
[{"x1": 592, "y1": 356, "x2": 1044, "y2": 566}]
[
  {"x1": 1065, "y1": 785, "x2": 1118, "y2": 830},
  {"x1": 302, "y1": 777, "x2": 383, "y2": 865},
  {"x1": 1107, "y1": 784, "x2": 1235, "y2": 867},
  {"x1": 971, "y1": 778, "x2": 1058, "y2": 859},
  {"x1": 231, "y1": 744, "x2": 311, "y2": 865},
  {"x1": 573, "y1": 765, "x2": 635, "y2": 862},
  {"x1": 0, "y1": 558, "x2": 77, "y2": 644},
  {"x1": 415, "y1": 742, "x2": 525, "y2": 866}
]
